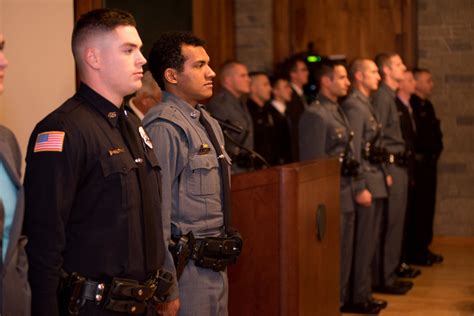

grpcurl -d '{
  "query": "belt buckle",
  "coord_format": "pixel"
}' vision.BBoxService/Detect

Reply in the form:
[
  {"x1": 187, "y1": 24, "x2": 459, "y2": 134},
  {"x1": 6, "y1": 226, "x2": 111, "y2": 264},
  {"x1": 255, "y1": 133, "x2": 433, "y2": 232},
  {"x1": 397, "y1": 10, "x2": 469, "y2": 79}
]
[{"x1": 389, "y1": 154, "x2": 395, "y2": 164}]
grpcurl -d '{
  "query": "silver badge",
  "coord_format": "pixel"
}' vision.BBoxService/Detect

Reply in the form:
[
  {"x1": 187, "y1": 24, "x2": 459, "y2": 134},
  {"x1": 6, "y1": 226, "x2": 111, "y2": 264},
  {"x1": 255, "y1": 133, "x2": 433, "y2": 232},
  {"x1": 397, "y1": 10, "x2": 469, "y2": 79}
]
[{"x1": 138, "y1": 126, "x2": 153, "y2": 149}]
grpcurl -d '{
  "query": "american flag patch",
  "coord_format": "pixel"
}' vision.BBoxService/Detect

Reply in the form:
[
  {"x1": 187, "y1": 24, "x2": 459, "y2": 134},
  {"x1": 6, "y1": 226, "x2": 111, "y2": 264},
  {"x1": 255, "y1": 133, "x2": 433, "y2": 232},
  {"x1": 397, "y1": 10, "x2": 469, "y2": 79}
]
[{"x1": 34, "y1": 131, "x2": 65, "y2": 153}]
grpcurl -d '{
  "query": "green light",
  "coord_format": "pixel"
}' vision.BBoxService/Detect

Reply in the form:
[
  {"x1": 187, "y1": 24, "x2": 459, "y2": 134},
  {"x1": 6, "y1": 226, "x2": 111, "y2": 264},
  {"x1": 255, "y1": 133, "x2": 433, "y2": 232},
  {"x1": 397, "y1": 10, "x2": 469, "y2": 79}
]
[{"x1": 307, "y1": 55, "x2": 321, "y2": 63}]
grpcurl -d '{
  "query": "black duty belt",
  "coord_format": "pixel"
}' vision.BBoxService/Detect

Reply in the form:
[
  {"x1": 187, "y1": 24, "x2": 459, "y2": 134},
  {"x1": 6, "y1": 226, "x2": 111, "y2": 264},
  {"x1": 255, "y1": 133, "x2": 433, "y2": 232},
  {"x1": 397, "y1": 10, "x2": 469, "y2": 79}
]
[
  {"x1": 59, "y1": 270, "x2": 172, "y2": 315},
  {"x1": 385, "y1": 151, "x2": 409, "y2": 167},
  {"x1": 169, "y1": 230, "x2": 243, "y2": 279}
]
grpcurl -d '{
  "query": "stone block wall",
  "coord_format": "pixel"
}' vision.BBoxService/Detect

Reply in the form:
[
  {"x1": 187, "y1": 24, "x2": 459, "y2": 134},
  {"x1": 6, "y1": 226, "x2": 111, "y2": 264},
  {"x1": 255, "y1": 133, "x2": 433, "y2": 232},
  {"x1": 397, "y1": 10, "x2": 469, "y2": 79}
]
[
  {"x1": 418, "y1": 0, "x2": 474, "y2": 236},
  {"x1": 234, "y1": 0, "x2": 274, "y2": 72}
]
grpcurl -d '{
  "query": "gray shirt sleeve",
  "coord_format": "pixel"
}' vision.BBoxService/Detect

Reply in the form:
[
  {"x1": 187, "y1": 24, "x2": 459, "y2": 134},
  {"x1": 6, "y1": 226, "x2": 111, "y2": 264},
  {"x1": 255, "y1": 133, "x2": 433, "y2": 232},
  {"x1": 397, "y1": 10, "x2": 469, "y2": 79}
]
[
  {"x1": 299, "y1": 109, "x2": 328, "y2": 161},
  {"x1": 146, "y1": 120, "x2": 187, "y2": 301}
]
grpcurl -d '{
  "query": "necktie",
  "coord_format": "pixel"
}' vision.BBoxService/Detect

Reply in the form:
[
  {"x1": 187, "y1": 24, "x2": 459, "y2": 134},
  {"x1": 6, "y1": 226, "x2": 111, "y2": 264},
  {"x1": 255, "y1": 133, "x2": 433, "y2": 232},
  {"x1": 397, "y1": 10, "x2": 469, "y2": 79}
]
[
  {"x1": 198, "y1": 106, "x2": 232, "y2": 232},
  {"x1": 118, "y1": 108, "x2": 164, "y2": 271}
]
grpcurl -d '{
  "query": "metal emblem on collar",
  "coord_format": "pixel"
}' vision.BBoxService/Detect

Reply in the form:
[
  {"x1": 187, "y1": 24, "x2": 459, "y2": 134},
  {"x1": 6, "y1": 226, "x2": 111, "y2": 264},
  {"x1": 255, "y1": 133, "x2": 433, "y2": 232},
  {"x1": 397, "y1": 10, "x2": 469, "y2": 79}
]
[
  {"x1": 138, "y1": 126, "x2": 153, "y2": 149},
  {"x1": 107, "y1": 112, "x2": 117, "y2": 118},
  {"x1": 191, "y1": 110, "x2": 199, "y2": 119}
]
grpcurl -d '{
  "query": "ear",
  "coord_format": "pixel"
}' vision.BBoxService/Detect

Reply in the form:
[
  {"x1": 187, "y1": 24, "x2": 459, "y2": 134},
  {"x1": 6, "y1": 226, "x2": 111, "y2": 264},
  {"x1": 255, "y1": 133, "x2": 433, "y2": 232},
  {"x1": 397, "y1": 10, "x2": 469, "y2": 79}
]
[
  {"x1": 354, "y1": 71, "x2": 363, "y2": 82},
  {"x1": 321, "y1": 76, "x2": 331, "y2": 87},
  {"x1": 84, "y1": 47, "x2": 100, "y2": 70},
  {"x1": 164, "y1": 68, "x2": 178, "y2": 85}
]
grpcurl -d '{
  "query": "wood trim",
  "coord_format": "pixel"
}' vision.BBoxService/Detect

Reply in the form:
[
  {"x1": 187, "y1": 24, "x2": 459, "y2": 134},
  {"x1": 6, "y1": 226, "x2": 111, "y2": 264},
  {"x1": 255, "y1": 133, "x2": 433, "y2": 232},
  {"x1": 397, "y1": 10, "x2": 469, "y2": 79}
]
[
  {"x1": 74, "y1": 0, "x2": 103, "y2": 22},
  {"x1": 401, "y1": 0, "x2": 418, "y2": 68},
  {"x1": 193, "y1": 0, "x2": 235, "y2": 71}
]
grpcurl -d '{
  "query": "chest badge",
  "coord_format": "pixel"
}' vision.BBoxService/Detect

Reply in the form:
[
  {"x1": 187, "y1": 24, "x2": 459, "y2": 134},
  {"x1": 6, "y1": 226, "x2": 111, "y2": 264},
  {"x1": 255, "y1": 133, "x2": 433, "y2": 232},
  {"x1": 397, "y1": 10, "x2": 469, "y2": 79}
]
[
  {"x1": 198, "y1": 143, "x2": 211, "y2": 155},
  {"x1": 138, "y1": 126, "x2": 153, "y2": 149}
]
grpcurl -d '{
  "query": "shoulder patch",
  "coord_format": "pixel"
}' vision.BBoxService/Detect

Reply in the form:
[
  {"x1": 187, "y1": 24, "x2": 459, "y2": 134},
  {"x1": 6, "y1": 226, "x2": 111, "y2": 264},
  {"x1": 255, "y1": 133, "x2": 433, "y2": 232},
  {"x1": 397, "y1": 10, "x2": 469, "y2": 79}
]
[{"x1": 34, "y1": 131, "x2": 65, "y2": 153}]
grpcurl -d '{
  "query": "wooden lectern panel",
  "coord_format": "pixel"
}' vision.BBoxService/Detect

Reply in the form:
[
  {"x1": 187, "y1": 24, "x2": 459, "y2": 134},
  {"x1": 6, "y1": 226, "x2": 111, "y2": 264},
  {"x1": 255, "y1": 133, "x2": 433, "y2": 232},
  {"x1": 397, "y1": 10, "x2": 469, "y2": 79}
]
[{"x1": 228, "y1": 159, "x2": 340, "y2": 316}]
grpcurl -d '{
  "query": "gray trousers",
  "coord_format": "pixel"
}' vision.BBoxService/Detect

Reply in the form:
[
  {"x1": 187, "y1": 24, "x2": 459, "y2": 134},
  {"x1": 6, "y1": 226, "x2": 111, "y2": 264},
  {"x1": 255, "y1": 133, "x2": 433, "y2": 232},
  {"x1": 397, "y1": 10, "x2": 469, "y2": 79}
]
[
  {"x1": 178, "y1": 263, "x2": 228, "y2": 316},
  {"x1": 373, "y1": 165, "x2": 408, "y2": 287},
  {"x1": 351, "y1": 198, "x2": 384, "y2": 303},
  {"x1": 340, "y1": 211, "x2": 355, "y2": 306}
]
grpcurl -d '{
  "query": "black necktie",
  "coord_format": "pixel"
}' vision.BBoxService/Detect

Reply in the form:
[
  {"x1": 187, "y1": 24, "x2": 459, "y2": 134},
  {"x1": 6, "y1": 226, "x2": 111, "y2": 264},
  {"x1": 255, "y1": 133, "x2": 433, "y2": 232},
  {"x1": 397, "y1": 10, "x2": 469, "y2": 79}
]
[
  {"x1": 118, "y1": 108, "x2": 164, "y2": 271},
  {"x1": 198, "y1": 106, "x2": 232, "y2": 232}
]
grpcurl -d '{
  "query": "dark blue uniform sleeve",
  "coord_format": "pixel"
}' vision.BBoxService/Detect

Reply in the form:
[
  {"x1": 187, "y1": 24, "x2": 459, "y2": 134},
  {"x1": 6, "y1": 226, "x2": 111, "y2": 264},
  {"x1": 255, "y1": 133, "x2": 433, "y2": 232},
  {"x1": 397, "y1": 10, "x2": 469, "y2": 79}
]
[{"x1": 23, "y1": 114, "x2": 83, "y2": 316}]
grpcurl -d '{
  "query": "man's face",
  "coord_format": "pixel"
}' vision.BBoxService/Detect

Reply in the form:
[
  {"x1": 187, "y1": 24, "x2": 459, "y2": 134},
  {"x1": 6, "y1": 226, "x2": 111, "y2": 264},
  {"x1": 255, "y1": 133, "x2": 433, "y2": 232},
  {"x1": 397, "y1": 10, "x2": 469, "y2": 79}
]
[
  {"x1": 415, "y1": 72, "x2": 434, "y2": 98},
  {"x1": 290, "y1": 61, "x2": 309, "y2": 86},
  {"x1": 328, "y1": 65, "x2": 350, "y2": 98},
  {"x1": 399, "y1": 71, "x2": 416, "y2": 95},
  {"x1": 250, "y1": 74, "x2": 272, "y2": 103},
  {"x1": 175, "y1": 44, "x2": 216, "y2": 104},
  {"x1": 97, "y1": 25, "x2": 146, "y2": 98},
  {"x1": 386, "y1": 55, "x2": 406, "y2": 82},
  {"x1": 228, "y1": 64, "x2": 251, "y2": 95},
  {"x1": 273, "y1": 79, "x2": 292, "y2": 102},
  {"x1": 360, "y1": 60, "x2": 381, "y2": 91},
  {"x1": 0, "y1": 33, "x2": 9, "y2": 94}
]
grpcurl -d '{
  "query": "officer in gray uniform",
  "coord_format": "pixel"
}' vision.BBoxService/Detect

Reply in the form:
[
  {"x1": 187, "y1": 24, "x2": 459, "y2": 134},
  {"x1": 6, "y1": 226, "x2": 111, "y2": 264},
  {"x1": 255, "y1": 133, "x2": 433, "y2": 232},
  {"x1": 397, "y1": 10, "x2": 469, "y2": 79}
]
[
  {"x1": 372, "y1": 53, "x2": 412, "y2": 294},
  {"x1": 206, "y1": 61, "x2": 254, "y2": 173},
  {"x1": 144, "y1": 32, "x2": 242, "y2": 316},
  {"x1": 299, "y1": 62, "x2": 376, "y2": 314},
  {"x1": 342, "y1": 59, "x2": 389, "y2": 314}
]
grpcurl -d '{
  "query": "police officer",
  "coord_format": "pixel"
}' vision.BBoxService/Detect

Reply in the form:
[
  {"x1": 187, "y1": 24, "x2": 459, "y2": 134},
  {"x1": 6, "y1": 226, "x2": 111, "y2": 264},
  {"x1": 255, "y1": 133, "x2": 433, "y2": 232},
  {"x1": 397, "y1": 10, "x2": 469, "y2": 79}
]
[
  {"x1": 23, "y1": 9, "x2": 173, "y2": 315},
  {"x1": 144, "y1": 31, "x2": 242, "y2": 316},
  {"x1": 298, "y1": 62, "x2": 373, "y2": 313},
  {"x1": 0, "y1": 32, "x2": 31, "y2": 316},
  {"x1": 342, "y1": 59, "x2": 389, "y2": 314},
  {"x1": 395, "y1": 70, "x2": 422, "y2": 278},
  {"x1": 283, "y1": 56, "x2": 309, "y2": 161},
  {"x1": 372, "y1": 52, "x2": 412, "y2": 294},
  {"x1": 247, "y1": 71, "x2": 274, "y2": 168},
  {"x1": 407, "y1": 68, "x2": 444, "y2": 266},
  {"x1": 206, "y1": 61, "x2": 253, "y2": 173}
]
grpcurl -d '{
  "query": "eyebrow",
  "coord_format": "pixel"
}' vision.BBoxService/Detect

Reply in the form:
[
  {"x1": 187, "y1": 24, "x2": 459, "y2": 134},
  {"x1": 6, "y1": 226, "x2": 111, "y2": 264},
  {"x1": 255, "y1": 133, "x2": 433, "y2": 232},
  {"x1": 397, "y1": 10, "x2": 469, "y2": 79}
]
[{"x1": 120, "y1": 42, "x2": 141, "y2": 49}]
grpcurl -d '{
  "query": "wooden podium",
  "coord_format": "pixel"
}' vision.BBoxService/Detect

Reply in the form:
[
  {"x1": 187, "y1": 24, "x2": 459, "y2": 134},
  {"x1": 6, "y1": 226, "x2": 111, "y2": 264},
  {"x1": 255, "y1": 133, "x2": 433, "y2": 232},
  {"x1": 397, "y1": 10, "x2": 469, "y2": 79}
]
[{"x1": 228, "y1": 158, "x2": 341, "y2": 316}]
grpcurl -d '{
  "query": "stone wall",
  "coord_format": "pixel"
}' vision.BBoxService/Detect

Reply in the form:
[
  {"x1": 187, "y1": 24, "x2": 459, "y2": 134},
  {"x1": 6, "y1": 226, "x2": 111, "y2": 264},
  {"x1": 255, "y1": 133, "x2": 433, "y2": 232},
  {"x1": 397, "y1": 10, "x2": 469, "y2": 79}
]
[
  {"x1": 417, "y1": 0, "x2": 474, "y2": 235},
  {"x1": 234, "y1": 0, "x2": 274, "y2": 72}
]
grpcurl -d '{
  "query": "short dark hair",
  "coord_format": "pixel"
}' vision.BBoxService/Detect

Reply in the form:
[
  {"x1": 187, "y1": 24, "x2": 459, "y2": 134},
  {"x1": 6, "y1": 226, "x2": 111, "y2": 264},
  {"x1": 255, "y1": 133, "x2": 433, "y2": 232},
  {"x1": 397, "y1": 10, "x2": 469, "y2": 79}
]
[
  {"x1": 314, "y1": 60, "x2": 344, "y2": 85},
  {"x1": 148, "y1": 31, "x2": 206, "y2": 90},
  {"x1": 374, "y1": 52, "x2": 398, "y2": 79},
  {"x1": 412, "y1": 67, "x2": 431, "y2": 80},
  {"x1": 269, "y1": 75, "x2": 288, "y2": 88},
  {"x1": 348, "y1": 58, "x2": 369, "y2": 82},
  {"x1": 249, "y1": 71, "x2": 268, "y2": 78},
  {"x1": 280, "y1": 55, "x2": 306, "y2": 80},
  {"x1": 72, "y1": 9, "x2": 136, "y2": 62}
]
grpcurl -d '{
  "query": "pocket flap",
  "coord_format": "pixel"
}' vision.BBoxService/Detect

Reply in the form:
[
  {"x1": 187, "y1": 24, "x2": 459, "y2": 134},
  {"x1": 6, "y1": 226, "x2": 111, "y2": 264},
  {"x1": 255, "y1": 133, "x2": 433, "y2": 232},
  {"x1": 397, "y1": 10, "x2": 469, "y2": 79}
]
[
  {"x1": 100, "y1": 153, "x2": 136, "y2": 178},
  {"x1": 188, "y1": 154, "x2": 219, "y2": 171}
]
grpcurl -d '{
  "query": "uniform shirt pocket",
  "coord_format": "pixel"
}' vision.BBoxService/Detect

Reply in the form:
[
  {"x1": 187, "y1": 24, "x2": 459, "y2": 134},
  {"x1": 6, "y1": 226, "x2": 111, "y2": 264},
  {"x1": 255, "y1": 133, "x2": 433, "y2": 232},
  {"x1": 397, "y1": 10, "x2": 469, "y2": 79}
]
[
  {"x1": 99, "y1": 152, "x2": 137, "y2": 178},
  {"x1": 187, "y1": 154, "x2": 220, "y2": 196}
]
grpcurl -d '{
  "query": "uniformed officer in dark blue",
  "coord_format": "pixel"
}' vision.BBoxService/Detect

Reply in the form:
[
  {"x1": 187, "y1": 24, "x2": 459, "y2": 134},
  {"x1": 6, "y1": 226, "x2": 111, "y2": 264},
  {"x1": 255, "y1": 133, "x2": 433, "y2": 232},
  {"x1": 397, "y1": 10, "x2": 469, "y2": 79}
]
[
  {"x1": 407, "y1": 68, "x2": 444, "y2": 266},
  {"x1": 23, "y1": 9, "x2": 175, "y2": 316}
]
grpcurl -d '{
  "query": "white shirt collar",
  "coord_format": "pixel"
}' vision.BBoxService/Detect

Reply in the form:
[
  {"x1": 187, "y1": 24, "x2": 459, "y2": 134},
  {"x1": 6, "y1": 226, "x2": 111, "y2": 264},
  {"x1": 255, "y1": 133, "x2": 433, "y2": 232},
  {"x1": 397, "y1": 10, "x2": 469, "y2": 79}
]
[
  {"x1": 271, "y1": 100, "x2": 287, "y2": 115},
  {"x1": 290, "y1": 83, "x2": 304, "y2": 97},
  {"x1": 128, "y1": 98, "x2": 145, "y2": 121}
]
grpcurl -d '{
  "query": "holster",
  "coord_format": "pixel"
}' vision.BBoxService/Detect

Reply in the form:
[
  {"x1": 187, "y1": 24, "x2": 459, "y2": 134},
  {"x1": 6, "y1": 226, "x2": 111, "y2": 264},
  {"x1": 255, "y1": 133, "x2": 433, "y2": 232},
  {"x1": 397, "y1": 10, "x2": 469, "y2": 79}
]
[
  {"x1": 340, "y1": 157, "x2": 360, "y2": 177},
  {"x1": 169, "y1": 231, "x2": 195, "y2": 280}
]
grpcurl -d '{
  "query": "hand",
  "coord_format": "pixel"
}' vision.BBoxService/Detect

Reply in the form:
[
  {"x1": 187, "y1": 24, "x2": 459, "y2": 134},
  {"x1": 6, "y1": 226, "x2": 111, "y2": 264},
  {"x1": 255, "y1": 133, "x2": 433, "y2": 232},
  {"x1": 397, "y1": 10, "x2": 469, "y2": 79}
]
[
  {"x1": 386, "y1": 175, "x2": 393, "y2": 187},
  {"x1": 156, "y1": 298, "x2": 180, "y2": 316},
  {"x1": 355, "y1": 189, "x2": 372, "y2": 207}
]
